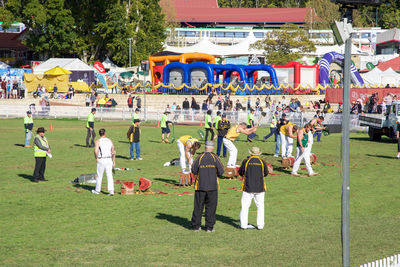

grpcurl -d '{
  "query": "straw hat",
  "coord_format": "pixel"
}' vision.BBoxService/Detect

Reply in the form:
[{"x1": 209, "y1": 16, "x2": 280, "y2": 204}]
[{"x1": 249, "y1": 147, "x2": 262, "y2": 156}]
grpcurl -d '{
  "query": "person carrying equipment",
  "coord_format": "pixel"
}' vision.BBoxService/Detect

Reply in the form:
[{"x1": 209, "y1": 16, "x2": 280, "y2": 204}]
[
  {"x1": 92, "y1": 128, "x2": 116, "y2": 195},
  {"x1": 177, "y1": 135, "x2": 201, "y2": 174},
  {"x1": 217, "y1": 113, "x2": 229, "y2": 157},
  {"x1": 223, "y1": 122, "x2": 258, "y2": 168},
  {"x1": 33, "y1": 127, "x2": 51, "y2": 182},
  {"x1": 24, "y1": 111, "x2": 34, "y2": 147},
  {"x1": 280, "y1": 122, "x2": 298, "y2": 158},
  {"x1": 291, "y1": 124, "x2": 317, "y2": 176},
  {"x1": 238, "y1": 147, "x2": 268, "y2": 230},
  {"x1": 131, "y1": 108, "x2": 140, "y2": 125},
  {"x1": 86, "y1": 108, "x2": 96, "y2": 147},
  {"x1": 263, "y1": 111, "x2": 278, "y2": 142},
  {"x1": 247, "y1": 108, "x2": 257, "y2": 142},
  {"x1": 191, "y1": 141, "x2": 224, "y2": 232},
  {"x1": 204, "y1": 110, "x2": 214, "y2": 141},
  {"x1": 161, "y1": 111, "x2": 172, "y2": 143}
]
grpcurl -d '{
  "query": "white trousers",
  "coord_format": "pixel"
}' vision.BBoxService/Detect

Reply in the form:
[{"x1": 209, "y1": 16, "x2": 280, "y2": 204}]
[
  {"x1": 280, "y1": 132, "x2": 293, "y2": 158},
  {"x1": 177, "y1": 140, "x2": 191, "y2": 172},
  {"x1": 308, "y1": 131, "x2": 314, "y2": 152},
  {"x1": 223, "y1": 138, "x2": 237, "y2": 168},
  {"x1": 95, "y1": 158, "x2": 114, "y2": 193},
  {"x1": 292, "y1": 146, "x2": 313, "y2": 175},
  {"x1": 240, "y1": 191, "x2": 265, "y2": 229}
]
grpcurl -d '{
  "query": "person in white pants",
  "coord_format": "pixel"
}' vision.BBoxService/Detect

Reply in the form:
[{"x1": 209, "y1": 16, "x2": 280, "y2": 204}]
[
  {"x1": 238, "y1": 147, "x2": 268, "y2": 230},
  {"x1": 291, "y1": 124, "x2": 317, "y2": 176},
  {"x1": 177, "y1": 135, "x2": 201, "y2": 174},
  {"x1": 280, "y1": 122, "x2": 298, "y2": 158},
  {"x1": 223, "y1": 123, "x2": 258, "y2": 168},
  {"x1": 92, "y1": 128, "x2": 116, "y2": 195}
]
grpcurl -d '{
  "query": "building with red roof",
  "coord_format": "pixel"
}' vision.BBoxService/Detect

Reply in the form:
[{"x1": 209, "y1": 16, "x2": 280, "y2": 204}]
[
  {"x1": 376, "y1": 56, "x2": 400, "y2": 72},
  {"x1": 0, "y1": 31, "x2": 30, "y2": 65},
  {"x1": 162, "y1": 0, "x2": 315, "y2": 28}
]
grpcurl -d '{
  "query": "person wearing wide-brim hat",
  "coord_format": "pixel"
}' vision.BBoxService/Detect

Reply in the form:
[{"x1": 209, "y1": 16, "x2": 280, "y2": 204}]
[
  {"x1": 238, "y1": 146, "x2": 268, "y2": 230},
  {"x1": 32, "y1": 127, "x2": 51, "y2": 182}
]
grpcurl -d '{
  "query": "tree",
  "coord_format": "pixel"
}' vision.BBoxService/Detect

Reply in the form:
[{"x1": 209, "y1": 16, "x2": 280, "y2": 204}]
[
  {"x1": 250, "y1": 23, "x2": 315, "y2": 65},
  {"x1": 379, "y1": 0, "x2": 400, "y2": 29}
]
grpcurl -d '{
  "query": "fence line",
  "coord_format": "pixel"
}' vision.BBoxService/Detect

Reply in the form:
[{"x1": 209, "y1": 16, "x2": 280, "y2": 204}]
[
  {"x1": 0, "y1": 104, "x2": 363, "y2": 129},
  {"x1": 359, "y1": 253, "x2": 400, "y2": 267}
]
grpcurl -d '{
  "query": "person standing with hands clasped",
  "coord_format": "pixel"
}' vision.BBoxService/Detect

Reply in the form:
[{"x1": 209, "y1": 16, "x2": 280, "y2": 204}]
[
  {"x1": 92, "y1": 128, "x2": 116, "y2": 196},
  {"x1": 33, "y1": 127, "x2": 51, "y2": 182},
  {"x1": 86, "y1": 108, "x2": 96, "y2": 147},
  {"x1": 238, "y1": 147, "x2": 268, "y2": 230},
  {"x1": 191, "y1": 141, "x2": 224, "y2": 232}
]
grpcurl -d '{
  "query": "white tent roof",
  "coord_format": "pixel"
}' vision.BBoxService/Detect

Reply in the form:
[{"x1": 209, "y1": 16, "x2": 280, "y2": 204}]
[
  {"x1": 102, "y1": 57, "x2": 118, "y2": 69},
  {"x1": 33, "y1": 58, "x2": 95, "y2": 74},
  {"x1": 0, "y1": 61, "x2": 10, "y2": 69},
  {"x1": 361, "y1": 67, "x2": 400, "y2": 86},
  {"x1": 164, "y1": 32, "x2": 264, "y2": 57},
  {"x1": 304, "y1": 44, "x2": 369, "y2": 57}
]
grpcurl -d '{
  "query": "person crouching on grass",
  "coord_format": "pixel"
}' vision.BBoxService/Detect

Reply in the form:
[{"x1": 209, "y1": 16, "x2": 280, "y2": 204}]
[
  {"x1": 127, "y1": 119, "x2": 141, "y2": 160},
  {"x1": 238, "y1": 147, "x2": 268, "y2": 230},
  {"x1": 291, "y1": 124, "x2": 317, "y2": 177},
  {"x1": 177, "y1": 135, "x2": 201, "y2": 174},
  {"x1": 191, "y1": 141, "x2": 224, "y2": 232}
]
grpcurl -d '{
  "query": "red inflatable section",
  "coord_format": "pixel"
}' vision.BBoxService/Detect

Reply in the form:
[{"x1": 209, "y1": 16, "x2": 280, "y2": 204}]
[{"x1": 271, "y1": 62, "x2": 319, "y2": 88}]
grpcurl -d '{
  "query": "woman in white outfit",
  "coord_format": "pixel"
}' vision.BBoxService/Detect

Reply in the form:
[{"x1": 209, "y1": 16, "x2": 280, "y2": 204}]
[{"x1": 92, "y1": 128, "x2": 116, "y2": 195}]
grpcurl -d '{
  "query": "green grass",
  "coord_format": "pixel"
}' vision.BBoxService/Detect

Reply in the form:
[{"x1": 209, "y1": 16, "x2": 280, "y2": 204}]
[{"x1": 0, "y1": 118, "x2": 398, "y2": 266}]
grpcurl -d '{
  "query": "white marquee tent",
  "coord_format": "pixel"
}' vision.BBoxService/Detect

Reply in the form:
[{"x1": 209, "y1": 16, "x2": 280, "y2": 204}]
[{"x1": 361, "y1": 67, "x2": 400, "y2": 86}]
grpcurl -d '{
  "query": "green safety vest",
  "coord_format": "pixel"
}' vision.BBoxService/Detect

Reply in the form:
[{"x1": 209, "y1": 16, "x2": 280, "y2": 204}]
[
  {"x1": 269, "y1": 115, "x2": 277, "y2": 128},
  {"x1": 24, "y1": 116, "x2": 33, "y2": 132},
  {"x1": 161, "y1": 114, "x2": 168, "y2": 128},
  {"x1": 132, "y1": 112, "x2": 139, "y2": 124},
  {"x1": 213, "y1": 115, "x2": 221, "y2": 128},
  {"x1": 34, "y1": 135, "x2": 48, "y2": 157},
  {"x1": 247, "y1": 113, "x2": 254, "y2": 126},
  {"x1": 86, "y1": 112, "x2": 95, "y2": 128},
  {"x1": 205, "y1": 114, "x2": 212, "y2": 129}
]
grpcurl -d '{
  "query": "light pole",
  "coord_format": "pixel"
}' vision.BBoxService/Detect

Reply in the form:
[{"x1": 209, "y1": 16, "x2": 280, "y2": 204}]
[{"x1": 127, "y1": 38, "x2": 133, "y2": 68}]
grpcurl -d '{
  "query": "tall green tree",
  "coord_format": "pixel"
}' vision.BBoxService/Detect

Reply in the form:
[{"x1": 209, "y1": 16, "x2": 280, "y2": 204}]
[
  {"x1": 250, "y1": 23, "x2": 315, "y2": 65},
  {"x1": 1, "y1": 0, "x2": 76, "y2": 59}
]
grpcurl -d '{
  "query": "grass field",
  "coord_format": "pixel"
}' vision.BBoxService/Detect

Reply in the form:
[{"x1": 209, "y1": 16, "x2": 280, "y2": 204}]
[{"x1": 0, "y1": 118, "x2": 398, "y2": 266}]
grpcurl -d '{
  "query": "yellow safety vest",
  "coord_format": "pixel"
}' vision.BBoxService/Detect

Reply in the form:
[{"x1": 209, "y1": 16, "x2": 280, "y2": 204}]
[
  {"x1": 34, "y1": 135, "x2": 48, "y2": 157},
  {"x1": 179, "y1": 135, "x2": 198, "y2": 146},
  {"x1": 225, "y1": 125, "x2": 240, "y2": 141}
]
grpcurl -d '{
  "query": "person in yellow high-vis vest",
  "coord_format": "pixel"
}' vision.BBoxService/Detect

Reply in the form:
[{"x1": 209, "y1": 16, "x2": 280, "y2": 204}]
[
  {"x1": 24, "y1": 111, "x2": 34, "y2": 147},
  {"x1": 33, "y1": 127, "x2": 51, "y2": 182},
  {"x1": 86, "y1": 108, "x2": 96, "y2": 147},
  {"x1": 204, "y1": 110, "x2": 214, "y2": 141}
]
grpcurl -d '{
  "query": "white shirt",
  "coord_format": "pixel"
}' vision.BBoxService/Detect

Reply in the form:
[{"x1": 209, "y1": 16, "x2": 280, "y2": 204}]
[{"x1": 98, "y1": 137, "x2": 113, "y2": 158}]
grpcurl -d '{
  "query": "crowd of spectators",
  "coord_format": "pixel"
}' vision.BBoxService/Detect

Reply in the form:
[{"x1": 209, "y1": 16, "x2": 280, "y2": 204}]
[{"x1": 0, "y1": 78, "x2": 26, "y2": 99}]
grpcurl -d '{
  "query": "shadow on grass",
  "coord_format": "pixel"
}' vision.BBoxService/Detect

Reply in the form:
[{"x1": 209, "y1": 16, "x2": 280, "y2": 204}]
[
  {"x1": 74, "y1": 144, "x2": 89, "y2": 148},
  {"x1": 149, "y1": 140, "x2": 162, "y2": 143},
  {"x1": 156, "y1": 213, "x2": 192, "y2": 229},
  {"x1": 116, "y1": 155, "x2": 130, "y2": 160},
  {"x1": 154, "y1": 178, "x2": 178, "y2": 185},
  {"x1": 14, "y1": 144, "x2": 25, "y2": 147},
  {"x1": 261, "y1": 152, "x2": 275, "y2": 156},
  {"x1": 272, "y1": 166, "x2": 292, "y2": 174},
  {"x1": 118, "y1": 141, "x2": 129, "y2": 144},
  {"x1": 216, "y1": 214, "x2": 240, "y2": 228},
  {"x1": 366, "y1": 154, "x2": 395, "y2": 159},
  {"x1": 350, "y1": 137, "x2": 394, "y2": 143},
  {"x1": 18, "y1": 174, "x2": 36, "y2": 182},
  {"x1": 73, "y1": 183, "x2": 94, "y2": 192}
]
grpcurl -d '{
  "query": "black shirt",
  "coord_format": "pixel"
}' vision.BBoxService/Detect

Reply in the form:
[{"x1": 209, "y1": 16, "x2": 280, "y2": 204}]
[
  {"x1": 276, "y1": 118, "x2": 287, "y2": 132},
  {"x1": 191, "y1": 152, "x2": 224, "y2": 191},
  {"x1": 127, "y1": 125, "x2": 140, "y2": 142},
  {"x1": 217, "y1": 120, "x2": 230, "y2": 137},
  {"x1": 182, "y1": 100, "x2": 190, "y2": 110},
  {"x1": 238, "y1": 156, "x2": 268, "y2": 193}
]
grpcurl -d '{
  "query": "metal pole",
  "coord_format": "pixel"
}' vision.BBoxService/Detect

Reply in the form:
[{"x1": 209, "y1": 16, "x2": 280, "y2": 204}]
[
  {"x1": 128, "y1": 38, "x2": 132, "y2": 68},
  {"x1": 341, "y1": 36, "x2": 351, "y2": 267}
]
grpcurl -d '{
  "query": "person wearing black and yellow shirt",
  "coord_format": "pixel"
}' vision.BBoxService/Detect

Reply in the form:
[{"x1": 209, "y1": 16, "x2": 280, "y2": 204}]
[
  {"x1": 280, "y1": 122, "x2": 298, "y2": 158},
  {"x1": 33, "y1": 127, "x2": 51, "y2": 182},
  {"x1": 216, "y1": 113, "x2": 229, "y2": 157},
  {"x1": 86, "y1": 108, "x2": 96, "y2": 147},
  {"x1": 24, "y1": 111, "x2": 34, "y2": 147},
  {"x1": 191, "y1": 141, "x2": 224, "y2": 232},
  {"x1": 247, "y1": 108, "x2": 257, "y2": 142},
  {"x1": 127, "y1": 119, "x2": 141, "y2": 160},
  {"x1": 238, "y1": 147, "x2": 268, "y2": 230},
  {"x1": 223, "y1": 122, "x2": 257, "y2": 168},
  {"x1": 177, "y1": 135, "x2": 201, "y2": 174},
  {"x1": 160, "y1": 111, "x2": 171, "y2": 143},
  {"x1": 291, "y1": 124, "x2": 317, "y2": 176}
]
